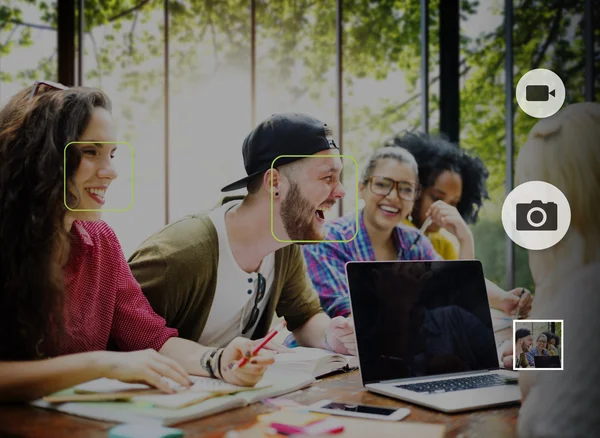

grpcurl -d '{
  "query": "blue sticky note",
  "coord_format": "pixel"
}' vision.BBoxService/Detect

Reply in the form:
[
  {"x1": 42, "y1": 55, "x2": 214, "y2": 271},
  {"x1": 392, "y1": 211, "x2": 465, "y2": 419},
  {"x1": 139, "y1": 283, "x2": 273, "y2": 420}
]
[{"x1": 108, "y1": 424, "x2": 184, "y2": 438}]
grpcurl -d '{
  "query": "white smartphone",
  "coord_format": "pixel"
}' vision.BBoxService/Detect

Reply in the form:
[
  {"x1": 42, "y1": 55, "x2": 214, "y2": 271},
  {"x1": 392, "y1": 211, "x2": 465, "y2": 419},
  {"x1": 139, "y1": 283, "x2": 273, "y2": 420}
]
[{"x1": 308, "y1": 399, "x2": 410, "y2": 421}]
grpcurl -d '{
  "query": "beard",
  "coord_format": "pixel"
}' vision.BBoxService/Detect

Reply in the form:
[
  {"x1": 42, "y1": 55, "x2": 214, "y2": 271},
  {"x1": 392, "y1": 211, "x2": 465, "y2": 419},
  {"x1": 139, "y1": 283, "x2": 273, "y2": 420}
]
[{"x1": 280, "y1": 181, "x2": 326, "y2": 242}]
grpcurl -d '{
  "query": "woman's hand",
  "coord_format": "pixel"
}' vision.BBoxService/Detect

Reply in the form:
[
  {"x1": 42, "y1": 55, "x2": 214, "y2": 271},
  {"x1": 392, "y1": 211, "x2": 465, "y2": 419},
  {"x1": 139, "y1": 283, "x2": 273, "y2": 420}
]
[
  {"x1": 220, "y1": 337, "x2": 275, "y2": 387},
  {"x1": 426, "y1": 200, "x2": 472, "y2": 242},
  {"x1": 96, "y1": 349, "x2": 193, "y2": 394}
]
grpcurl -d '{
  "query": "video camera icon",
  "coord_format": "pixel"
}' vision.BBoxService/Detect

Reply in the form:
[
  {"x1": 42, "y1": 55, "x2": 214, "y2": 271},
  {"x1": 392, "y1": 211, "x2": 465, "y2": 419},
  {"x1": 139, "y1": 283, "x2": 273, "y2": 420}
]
[
  {"x1": 516, "y1": 69, "x2": 565, "y2": 118},
  {"x1": 525, "y1": 85, "x2": 556, "y2": 102}
]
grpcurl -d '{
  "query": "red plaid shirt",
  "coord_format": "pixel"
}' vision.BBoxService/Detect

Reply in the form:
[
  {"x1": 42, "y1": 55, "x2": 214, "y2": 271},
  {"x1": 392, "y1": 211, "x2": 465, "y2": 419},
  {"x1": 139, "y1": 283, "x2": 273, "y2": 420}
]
[{"x1": 60, "y1": 221, "x2": 177, "y2": 355}]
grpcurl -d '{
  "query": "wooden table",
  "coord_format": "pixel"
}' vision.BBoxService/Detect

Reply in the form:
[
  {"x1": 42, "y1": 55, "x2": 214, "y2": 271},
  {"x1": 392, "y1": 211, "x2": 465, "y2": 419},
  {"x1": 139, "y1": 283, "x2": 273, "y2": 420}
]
[{"x1": 0, "y1": 371, "x2": 519, "y2": 438}]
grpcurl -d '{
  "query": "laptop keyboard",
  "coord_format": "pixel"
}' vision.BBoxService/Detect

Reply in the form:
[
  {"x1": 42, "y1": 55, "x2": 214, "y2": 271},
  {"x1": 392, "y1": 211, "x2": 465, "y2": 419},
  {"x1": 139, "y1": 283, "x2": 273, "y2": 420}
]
[{"x1": 397, "y1": 374, "x2": 507, "y2": 394}]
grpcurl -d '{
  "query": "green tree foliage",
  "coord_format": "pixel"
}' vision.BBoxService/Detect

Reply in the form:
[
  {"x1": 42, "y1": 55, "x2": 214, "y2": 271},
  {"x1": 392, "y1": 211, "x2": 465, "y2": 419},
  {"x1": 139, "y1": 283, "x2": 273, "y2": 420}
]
[{"x1": 2, "y1": 0, "x2": 597, "y2": 288}]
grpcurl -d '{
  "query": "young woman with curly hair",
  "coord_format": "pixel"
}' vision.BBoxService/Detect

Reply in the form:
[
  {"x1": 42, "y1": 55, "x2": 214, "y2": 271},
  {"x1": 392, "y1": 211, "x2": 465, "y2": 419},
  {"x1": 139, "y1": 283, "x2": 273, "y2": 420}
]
[
  {"x1": 389, "y1": 132, "x2": 488, "y2": 260},
  {"x1": 391, "y1": 132, "x2": 533, "y2": 349},
  {"x1": 0, "y1": 82, "x2": 273, "y2": 401}
]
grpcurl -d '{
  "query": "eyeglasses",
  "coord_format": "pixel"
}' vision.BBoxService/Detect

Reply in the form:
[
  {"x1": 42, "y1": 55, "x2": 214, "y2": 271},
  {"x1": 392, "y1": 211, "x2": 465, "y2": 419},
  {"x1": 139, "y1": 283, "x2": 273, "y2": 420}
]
[
  {"x1": 242, "y1": 273, "x2": 266, "y2": 335},
  {"x1": 366, "y1": 176, "x2": 420, "y2": 201},
  {"x1": 29, "y1": 80, "x2": 68, "y2": 100}
]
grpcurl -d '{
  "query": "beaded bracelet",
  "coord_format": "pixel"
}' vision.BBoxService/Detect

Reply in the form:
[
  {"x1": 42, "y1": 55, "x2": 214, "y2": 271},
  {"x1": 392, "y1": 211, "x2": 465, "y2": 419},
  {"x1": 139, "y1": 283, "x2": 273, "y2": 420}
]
[
  {"x1": 208, "y1": 348, "x2": 223, "y2": 380},
  {"x1": 216, "y1": 348, "x2": 225, "y2": 380},
  {"x1": 199, "y1": 349, "x2": 211, "y2": 373},
  {"x1": 201, "y1": 348, "x2": 218, "y2": 379}
]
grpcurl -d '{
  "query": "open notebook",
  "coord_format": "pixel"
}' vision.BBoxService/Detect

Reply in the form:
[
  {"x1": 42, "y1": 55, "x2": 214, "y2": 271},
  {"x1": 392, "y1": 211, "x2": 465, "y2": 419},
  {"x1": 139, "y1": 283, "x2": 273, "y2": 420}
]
[
  {"x1": 32, "y1": 365, "x2": 315, "y2": 426},
  {"x1": 274, "y1": 347, "x2": 359, "y2": 378},
  {"x1": 41, "y1": 375, "x2": 273, "y2": 409}
]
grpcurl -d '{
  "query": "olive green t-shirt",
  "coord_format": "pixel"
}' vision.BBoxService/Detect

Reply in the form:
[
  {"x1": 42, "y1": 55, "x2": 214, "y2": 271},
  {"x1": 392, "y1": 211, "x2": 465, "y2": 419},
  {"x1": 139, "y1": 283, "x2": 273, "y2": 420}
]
[{"x1": 128, "y1": 202, "x2": 323, "y2": 343}]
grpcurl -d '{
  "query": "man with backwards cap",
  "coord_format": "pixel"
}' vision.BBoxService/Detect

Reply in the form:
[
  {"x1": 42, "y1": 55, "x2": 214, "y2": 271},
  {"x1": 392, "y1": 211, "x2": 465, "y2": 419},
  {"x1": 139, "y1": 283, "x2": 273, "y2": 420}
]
[{"x1": 129, "y1": 113, "x2": 356, "y2": 381}]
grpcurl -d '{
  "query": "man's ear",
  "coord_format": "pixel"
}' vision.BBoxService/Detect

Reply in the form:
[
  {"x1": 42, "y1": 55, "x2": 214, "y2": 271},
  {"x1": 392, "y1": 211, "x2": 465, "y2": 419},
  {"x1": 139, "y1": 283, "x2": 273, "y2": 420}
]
[{"x1": 264, "y1": 169, "x2": 281, "y2": 197}]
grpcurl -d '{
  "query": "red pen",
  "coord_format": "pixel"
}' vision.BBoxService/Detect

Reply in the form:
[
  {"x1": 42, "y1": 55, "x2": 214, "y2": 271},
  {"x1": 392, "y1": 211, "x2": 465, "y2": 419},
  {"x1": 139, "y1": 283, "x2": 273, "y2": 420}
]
[{"x1": 233, "y1": 321, "x2": 286, "y2": 370}]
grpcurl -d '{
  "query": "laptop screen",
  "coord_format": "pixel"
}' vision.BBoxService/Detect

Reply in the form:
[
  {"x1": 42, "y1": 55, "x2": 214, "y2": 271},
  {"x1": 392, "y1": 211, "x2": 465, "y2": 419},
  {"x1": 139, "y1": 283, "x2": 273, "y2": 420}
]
[
  {"x1": 346, "y1": 261, "x2": 500, "y2": 384},
  {"x1": 534, "y1": 356, "x2": 561, "y2": 368}
]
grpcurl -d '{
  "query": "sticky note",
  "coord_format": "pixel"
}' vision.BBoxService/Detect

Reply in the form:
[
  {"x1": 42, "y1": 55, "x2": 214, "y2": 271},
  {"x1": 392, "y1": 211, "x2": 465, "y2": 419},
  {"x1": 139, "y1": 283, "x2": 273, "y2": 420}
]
[
  {"x1": 108, "y1": 424, "x2": 184, "y2": 438},
  {"x1": 257, "y1": 410, "x2": 328, "y2": 426}
]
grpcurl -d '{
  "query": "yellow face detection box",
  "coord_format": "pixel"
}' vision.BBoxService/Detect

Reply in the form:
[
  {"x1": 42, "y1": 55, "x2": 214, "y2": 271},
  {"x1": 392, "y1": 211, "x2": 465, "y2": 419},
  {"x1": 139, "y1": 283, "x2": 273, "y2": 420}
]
[
  {"x1": 270, "y1": 154, "x2": 359, "y2": 244},
  {"x1": 63, "y1": 141, "x2": 134, "y2": 212}
]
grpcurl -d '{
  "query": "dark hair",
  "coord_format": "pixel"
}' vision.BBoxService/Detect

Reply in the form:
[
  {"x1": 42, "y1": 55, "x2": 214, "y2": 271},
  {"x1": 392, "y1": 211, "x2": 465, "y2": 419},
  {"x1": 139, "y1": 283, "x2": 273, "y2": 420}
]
[
  {"x1": 543, "y1": 331, "x2": 560, "y2": 348},
  {"x1": 0, "y1": 85, "x2": 111, "y2": 360},
  {"x1": 246, "y1": 173, "x2": 263, "y2": 195},
  {"x1": 515, "y1": 328, "x2": 531, "y2": 342},
  {"x1": 388, "y1": 132, "x2": 489, "y2": 224}
]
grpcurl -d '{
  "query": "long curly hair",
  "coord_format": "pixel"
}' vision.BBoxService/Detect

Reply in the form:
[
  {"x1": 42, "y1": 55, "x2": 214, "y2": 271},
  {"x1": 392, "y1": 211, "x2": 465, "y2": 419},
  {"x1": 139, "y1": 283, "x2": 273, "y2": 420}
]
[
  {"x1": 0, "y1": 84, "x2": 111, "y2": 360},
  {"x1": 388, "y1": 132, "x2": 489, "y2": 224}
]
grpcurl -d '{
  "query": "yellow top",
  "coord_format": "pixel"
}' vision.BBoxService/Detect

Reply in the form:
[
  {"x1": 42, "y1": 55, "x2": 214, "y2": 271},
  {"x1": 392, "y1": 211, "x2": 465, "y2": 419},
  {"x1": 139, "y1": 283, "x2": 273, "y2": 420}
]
[{"x1": 403, "y1": 219, "x2": 459, "y2": 260}]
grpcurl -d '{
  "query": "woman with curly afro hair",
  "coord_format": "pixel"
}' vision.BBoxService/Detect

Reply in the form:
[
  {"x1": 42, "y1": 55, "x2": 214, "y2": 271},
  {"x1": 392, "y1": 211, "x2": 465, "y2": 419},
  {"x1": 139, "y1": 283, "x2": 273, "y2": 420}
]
[
  {"x1": 388, "y1": 132, "x2": 488, "y2": 260},
  {"x1": 390, "y1": 132, "x2": 533, "y2": 332}
]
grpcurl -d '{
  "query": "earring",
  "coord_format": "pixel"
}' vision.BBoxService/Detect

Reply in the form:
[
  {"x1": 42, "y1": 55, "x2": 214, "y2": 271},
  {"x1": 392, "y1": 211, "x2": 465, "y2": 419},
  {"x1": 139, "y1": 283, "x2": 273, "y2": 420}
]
[
  {"x1": 408, "y1": 214, "x2": 413, "y2": 223},
  {"x1": 274, "y1": 191, "x2": 279, "y2": 197}
]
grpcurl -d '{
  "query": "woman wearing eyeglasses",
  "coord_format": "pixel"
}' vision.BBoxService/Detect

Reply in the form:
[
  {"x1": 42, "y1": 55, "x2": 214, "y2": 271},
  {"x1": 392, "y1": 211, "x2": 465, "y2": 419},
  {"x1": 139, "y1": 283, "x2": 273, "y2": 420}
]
[
  {"x1": 300, "y1": 146, "x2": 440, "y2": 319},
  {"x1": 301, "y1": 144, "x2": 530, "y2": 327},
  {"x1": 0, "y1": 83, "x2": 273, "y2": 402}
]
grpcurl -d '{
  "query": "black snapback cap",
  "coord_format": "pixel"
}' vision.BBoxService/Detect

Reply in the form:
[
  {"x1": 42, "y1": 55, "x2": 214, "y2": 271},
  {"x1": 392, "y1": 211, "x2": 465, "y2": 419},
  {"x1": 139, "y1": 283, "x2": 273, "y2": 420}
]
[{"x1": 221, "y1": 113, "x2": 338, "y2": 192}]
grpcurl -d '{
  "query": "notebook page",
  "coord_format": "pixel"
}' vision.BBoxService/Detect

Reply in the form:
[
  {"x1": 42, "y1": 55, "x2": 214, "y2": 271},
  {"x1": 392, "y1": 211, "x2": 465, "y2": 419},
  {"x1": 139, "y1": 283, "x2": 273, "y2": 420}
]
[
  {"x1": 275, "y1": 347, "x2": 338, "y2": 362},
  {"x1": 75, "y1": 378, "x2": 150, "y2": 394},
  {"x1": 75, "y1": 375, "x2": 270, "y2": 395},
  {"x1": 185, "y1": 376, "x2": 270, "y2": 393},
  {"x1": 132, "y1": 391, "x2": 216, "y2": 409},
  {"x1": 236, "y1": 366, "x2": 315, "y2": 404}
]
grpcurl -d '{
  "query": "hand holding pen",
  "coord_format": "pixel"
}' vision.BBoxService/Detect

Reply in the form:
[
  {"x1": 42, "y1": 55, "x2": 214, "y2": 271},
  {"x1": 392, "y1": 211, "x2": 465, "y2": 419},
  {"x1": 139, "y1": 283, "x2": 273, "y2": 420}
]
[
  {"x1": 502, "y1": 287, "x2": 533, "y2": 319},
  {"x1": 232, "y1": 321, "x2": 287, "y2": 371},
  {"x1": 216, "y1": 334, "x2": 277, "y2": 387}
]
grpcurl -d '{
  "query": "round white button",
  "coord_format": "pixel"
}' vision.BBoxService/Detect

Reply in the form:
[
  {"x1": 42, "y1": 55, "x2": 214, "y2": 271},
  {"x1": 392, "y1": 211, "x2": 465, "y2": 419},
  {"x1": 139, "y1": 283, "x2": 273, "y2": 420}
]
[
  {"x1": 516, "y1": 69, "x2": 566, "y2": 119},
  {"x1": 501, "y1": 181, "x2": 571, "y2": 250}
]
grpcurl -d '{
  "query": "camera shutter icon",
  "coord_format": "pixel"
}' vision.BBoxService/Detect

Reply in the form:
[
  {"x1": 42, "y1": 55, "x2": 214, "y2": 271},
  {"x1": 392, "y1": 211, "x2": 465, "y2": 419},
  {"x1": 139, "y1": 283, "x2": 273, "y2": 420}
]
[
  {"x1": 515, "y1": 200, "x2": 558, "y2": 231},
  {"x1": 502, "y1": 181, "x2": 571, "y2": 250}
]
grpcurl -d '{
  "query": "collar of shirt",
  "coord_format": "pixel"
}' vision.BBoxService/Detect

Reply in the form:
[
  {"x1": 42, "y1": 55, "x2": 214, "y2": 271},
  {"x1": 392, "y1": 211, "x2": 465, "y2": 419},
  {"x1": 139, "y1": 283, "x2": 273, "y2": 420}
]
[{"x1": 353, "y1": 210, "x2": 417, "y2": 260}]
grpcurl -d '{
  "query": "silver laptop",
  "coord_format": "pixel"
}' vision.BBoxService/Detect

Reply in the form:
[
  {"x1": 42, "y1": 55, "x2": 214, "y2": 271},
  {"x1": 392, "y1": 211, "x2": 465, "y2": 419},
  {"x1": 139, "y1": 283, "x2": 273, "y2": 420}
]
[{"x1": 345, "y1": 260, "x2": 520, "y2": 413}]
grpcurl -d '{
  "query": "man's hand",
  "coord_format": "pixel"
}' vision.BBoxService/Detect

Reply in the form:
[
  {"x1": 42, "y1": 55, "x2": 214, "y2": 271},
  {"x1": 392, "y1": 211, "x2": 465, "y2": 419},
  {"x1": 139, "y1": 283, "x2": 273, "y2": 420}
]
[
  {"x1": 220, "y1": 337, "x2": 275, "y2": 387},
  {"x1": 501, "y1": 288, "x2": 533, "y2": 318},
  {"x1": 325, "y1": 317, "x2": 357, "y2": 356}
]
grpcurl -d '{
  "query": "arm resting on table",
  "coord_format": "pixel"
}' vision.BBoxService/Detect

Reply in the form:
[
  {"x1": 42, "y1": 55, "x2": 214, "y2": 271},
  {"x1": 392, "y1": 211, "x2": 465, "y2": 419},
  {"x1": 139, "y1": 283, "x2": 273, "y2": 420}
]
[{"x1": 0, "y1": 352, "x2": 113, "y2": 402}]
